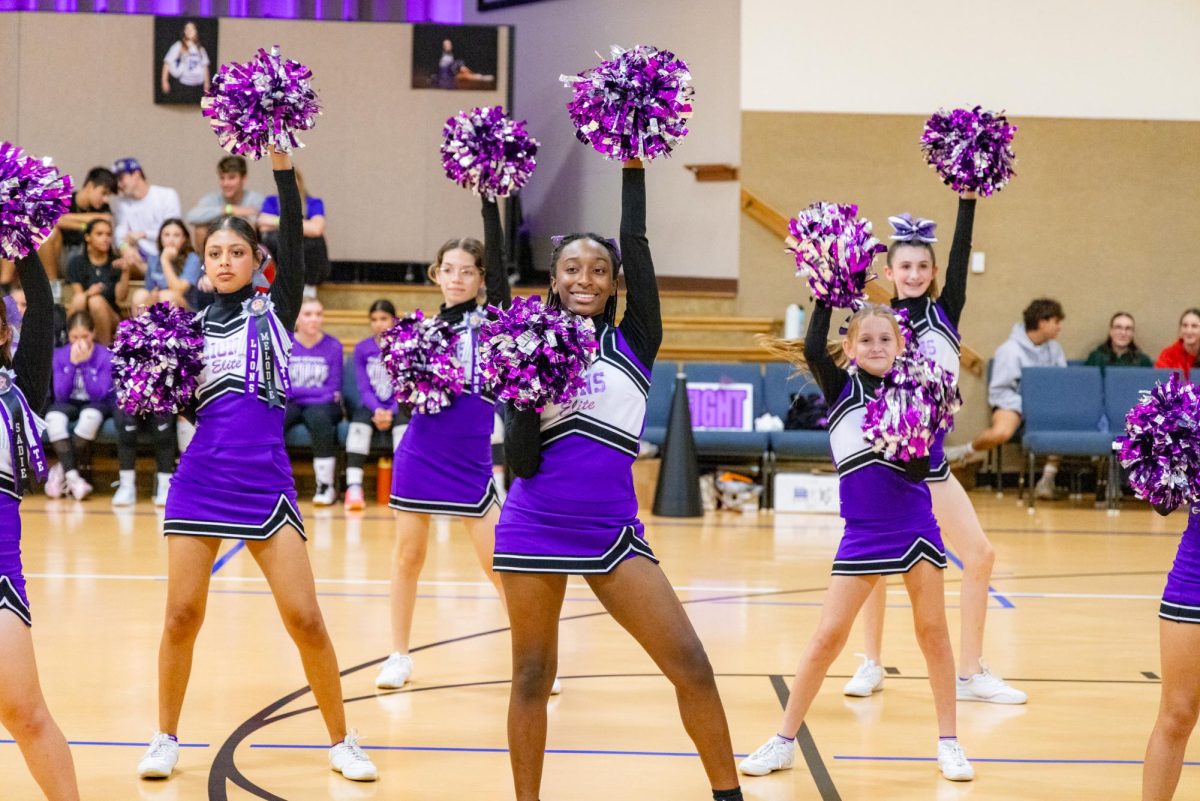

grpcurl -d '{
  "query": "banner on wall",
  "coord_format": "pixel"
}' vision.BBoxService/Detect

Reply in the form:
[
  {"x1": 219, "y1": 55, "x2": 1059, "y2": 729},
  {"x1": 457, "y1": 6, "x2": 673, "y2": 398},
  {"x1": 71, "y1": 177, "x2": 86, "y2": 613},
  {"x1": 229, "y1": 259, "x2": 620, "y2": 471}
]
[
  {"x1": 412, "y1": 24, "x2": 498, "y2": 91},
  {"x1": 154, "y1": 16, "x2": 218, "y2": 106},
  {"x1": 686, "y1": 382, "x2": 755, "y2": 432}
]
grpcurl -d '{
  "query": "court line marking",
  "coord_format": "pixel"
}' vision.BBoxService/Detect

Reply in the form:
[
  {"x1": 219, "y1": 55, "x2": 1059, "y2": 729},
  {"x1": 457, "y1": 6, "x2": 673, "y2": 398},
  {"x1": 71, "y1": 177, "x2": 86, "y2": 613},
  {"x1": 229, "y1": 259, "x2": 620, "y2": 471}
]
[
  {"x1": 0, "y1": 739, "x2": 209, "y2": 748},
  {"x1": 833, "y1": 755, "x2": 1199, "y2": 766},
  {"x1": 210, "y1": 541, "x2": 246, "y2": 575},
  {"x1": 771, "y1": 675, "x2": 842, "y2": 801}
]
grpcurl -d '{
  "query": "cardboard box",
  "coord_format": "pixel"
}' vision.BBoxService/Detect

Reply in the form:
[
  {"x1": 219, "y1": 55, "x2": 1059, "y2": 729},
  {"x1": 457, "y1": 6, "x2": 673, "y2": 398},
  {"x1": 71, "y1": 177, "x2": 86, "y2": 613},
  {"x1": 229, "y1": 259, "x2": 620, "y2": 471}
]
[{"x1": 774, "y1": 472, "x2": 840, "y2": 513}]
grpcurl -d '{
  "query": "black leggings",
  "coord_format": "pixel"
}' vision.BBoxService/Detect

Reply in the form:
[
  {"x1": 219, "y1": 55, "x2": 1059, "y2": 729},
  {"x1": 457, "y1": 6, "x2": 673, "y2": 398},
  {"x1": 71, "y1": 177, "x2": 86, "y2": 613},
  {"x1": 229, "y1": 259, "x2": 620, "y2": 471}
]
[
  {"x1": 284, "y1": 402, "x2": 343, "y2": 458},
  {"x1": 114, "y1": 410, "x2": 178, "y2": 473}
]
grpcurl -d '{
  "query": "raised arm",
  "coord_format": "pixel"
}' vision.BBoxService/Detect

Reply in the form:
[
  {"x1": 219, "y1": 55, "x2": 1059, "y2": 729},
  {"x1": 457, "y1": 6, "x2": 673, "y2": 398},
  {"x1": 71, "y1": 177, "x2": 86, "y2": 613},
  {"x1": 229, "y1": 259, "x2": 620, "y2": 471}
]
[
  {"x1": 616, "y1": 162, "x2": 662, "y2": 368},
  {"x1": 12, "y1": 252, "x2": 54, "y2": 413},
  {"x1": 803, "y1": 302, "x2": 849, "y2": 403},
  {"x1": 268, "y1": 150, "x2": 304, "y2": 332},
  {"x1": 482, "y1": 198, "x2": 511, "y2": 309},
  {"x1": 937, "y1": 194, "x2": 977, "y2": 328}
]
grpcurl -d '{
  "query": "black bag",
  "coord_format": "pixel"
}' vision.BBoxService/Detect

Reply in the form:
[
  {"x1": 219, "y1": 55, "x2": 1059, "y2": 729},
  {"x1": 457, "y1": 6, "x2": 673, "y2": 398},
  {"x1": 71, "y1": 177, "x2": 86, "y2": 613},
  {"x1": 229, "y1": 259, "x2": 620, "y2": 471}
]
[{"x1": 784, "y1": 392, "x2": 829, "y2": 430}]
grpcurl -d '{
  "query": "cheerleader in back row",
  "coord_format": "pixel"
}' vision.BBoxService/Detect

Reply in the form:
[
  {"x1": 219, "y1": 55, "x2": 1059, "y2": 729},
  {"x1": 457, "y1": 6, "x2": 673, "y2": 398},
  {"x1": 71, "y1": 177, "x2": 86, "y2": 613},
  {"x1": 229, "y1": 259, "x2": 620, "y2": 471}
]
[
  {"x1": 496, "y1": 161, "x2": 742, "y2": 801},
  {"x1": 375, "y1": 195, "x2": 543, "y2": 691},
  {"x1": 136, "y1": 149, "x2": 377, "y2": 782},
  {"x1": 0, "y1": 250, "x2": 82, "y2": 800},
  {"x1": 285, "y1": 296, "x2": 344, "y2": 506},
  {"x1": 842, "y1": 195, "x2": 1026, "y2": 704},
  {"x1": 741, "y1": 302, "x2": 973, "y2": 782}
]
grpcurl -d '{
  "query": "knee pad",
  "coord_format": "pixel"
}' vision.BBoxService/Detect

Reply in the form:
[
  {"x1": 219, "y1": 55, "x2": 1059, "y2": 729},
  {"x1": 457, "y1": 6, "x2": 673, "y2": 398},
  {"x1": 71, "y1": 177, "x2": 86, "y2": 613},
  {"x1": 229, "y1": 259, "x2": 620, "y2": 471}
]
[
  {"x1": 346, "y1": 422, "x2": 372, "y2": 455},
  {"x1": 74, "y1": 407, "x2": 105, "y2": 441},
  {"x1": 391, "y1": 423, "x2": 408, "y2": 451},
  {"x1": 177, "y1": 418, "x2": 196, "y2": 452},
  {"x1": 46, "y1": 411, "x2": 70, "y2": 442}
]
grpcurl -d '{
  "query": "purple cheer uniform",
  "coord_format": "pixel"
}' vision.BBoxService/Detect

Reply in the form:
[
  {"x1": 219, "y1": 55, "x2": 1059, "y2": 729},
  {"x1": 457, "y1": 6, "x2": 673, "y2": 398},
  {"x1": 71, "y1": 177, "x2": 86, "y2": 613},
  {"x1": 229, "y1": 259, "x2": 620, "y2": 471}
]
[
  {"x1": 1160, "y1": 509, "x2": 1200, "y2": 624},
  {"x1": 493, "y1": 168, "x2": 662, "y2": 574},
  {"x1": 162, "y1": 169, "x2": 306, "y2": 540},
  {"x1": 389, "y1": 199, "x2": 511, "y2": 517}
]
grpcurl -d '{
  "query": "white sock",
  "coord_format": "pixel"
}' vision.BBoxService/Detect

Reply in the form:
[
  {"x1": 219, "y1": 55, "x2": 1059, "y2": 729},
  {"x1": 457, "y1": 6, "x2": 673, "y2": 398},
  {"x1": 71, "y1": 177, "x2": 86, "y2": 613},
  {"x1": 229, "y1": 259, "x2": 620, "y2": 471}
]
[
  {"x1": 1039, "y1": 463, "x2": 1059, "y2": 485},
  {"x1": 66, "y1": 469, "x2": 82, "y2": 481},
  {"x1": 314, "y1": 457, "x2": 336, "y2": 487},
  {"x1": 119, "y1": 469, "x2": 136, "y2": 487},
  {"x1": 346, "y1": 467, "x2": 364, "y2": 487}
]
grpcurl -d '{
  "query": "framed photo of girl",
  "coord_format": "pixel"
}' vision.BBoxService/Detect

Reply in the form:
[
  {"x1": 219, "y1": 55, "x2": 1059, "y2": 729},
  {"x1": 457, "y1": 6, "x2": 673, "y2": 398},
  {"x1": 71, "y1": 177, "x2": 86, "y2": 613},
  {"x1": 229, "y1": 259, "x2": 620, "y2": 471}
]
[{"x1": 153, "y1": 17, "x2": 218, "y2": 106}]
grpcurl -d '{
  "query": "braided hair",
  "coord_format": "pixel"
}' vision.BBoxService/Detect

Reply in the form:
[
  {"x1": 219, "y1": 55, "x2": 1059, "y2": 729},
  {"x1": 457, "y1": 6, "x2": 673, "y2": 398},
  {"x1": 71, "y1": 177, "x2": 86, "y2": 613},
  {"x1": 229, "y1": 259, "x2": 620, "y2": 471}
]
[{"x1": 547, "y1": 233, "x2": 621, "y2": 327}]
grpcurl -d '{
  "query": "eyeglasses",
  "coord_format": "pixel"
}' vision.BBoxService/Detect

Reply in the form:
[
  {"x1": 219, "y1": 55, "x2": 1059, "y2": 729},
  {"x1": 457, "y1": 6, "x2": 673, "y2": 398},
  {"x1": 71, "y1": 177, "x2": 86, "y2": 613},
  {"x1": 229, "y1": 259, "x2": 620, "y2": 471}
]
[{"x1": 437, "y1": 265, "x2": 480, "y2": 279}]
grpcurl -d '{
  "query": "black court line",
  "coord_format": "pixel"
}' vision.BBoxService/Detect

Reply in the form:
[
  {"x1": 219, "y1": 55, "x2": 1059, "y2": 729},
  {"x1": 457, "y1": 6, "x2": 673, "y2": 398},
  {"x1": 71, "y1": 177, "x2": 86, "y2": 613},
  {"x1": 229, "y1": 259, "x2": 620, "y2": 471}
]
[
  {"x1": 1143, "y1": 671, "x2": 1160, "y2": 680},
  {"x1": 884, "y1": 666, "x2": 900, "y2": 676},
  {"x1": 770, "y1": 675, "x2": 841, "y2": 801}
]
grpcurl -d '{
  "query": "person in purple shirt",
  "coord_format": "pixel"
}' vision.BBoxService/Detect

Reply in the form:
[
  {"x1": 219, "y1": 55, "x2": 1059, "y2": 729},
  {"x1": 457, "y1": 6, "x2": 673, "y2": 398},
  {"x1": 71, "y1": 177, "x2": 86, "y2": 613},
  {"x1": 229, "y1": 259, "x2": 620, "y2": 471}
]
[
  {"x1": 259, "y1": 169, "x2": 329, "y2": 297},
  {"x1": 344, "y1": 299, "x2": 407, "y2": 510},
  {"x1": 286, "y1": 297, "x2": 344, "y2": 505},
  {"x1": 44, "y1": 312, "x2": 113, "y2": 501}
]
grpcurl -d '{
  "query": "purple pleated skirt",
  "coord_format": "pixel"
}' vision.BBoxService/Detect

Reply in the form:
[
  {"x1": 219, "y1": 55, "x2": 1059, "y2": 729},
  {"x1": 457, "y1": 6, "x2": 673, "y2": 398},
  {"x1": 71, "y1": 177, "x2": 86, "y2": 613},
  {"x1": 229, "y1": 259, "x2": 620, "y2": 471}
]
[
  {"x1": 1160, "y1": 511, "x2": 1200, "y2": 624},
  {"x1": 0, "y1": 496, "x2": 31, "y2": 626},
  {"x1": 390, "y1": 394, "x2": 497, "y2": 518}
]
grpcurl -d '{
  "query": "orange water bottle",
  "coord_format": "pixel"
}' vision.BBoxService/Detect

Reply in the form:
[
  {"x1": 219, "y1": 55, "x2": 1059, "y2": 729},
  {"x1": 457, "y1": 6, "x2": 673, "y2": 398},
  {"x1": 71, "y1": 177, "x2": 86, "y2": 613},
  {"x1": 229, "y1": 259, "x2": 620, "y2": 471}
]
[{"x1": 376, "y1": 457, "x2": 392, "y2": 505}]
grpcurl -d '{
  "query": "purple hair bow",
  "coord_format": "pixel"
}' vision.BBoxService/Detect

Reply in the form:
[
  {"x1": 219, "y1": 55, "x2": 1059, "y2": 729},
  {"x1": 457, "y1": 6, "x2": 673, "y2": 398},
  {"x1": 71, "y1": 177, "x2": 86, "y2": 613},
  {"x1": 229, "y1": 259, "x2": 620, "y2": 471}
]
[
  {"x1": 888, "y1": 213, "x2": 938, "y2": 244},
  {"x1": 550, "y1": 234, "x2": 621, "y2": 263}
]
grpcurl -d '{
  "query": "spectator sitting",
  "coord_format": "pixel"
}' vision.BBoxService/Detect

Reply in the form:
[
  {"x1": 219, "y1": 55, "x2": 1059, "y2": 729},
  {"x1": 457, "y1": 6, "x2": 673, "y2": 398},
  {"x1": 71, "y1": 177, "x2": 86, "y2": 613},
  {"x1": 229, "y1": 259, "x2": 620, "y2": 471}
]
[
  {"x1": 1155, "y1": 308, "x2": 1200, "y2": 382},
  {"x1": 131, "y1": 219, "x2": 203, "y2": 311},
  {"x1": 285, "y1": 297, "x2": 345, "y2": 506},
  {"x1": 112, "y1": 157, "x2": 182, "y2": 274},
  {"x1": 259, "y1": 167, "x2": 328, "y2": 298},
  {"x1": 42, "y1": 166, "x2": 118, "y2": 284},
  {"x1": 945, "y1": 298, "x2": 1066, "y2": 499},
  {"x1": 185, "y1": 155, "x2": 264, "y2": 246},
  {"x1": 1085, "y1": 312, "x2": 1153, "y2": 368},
  {"x1": 65, "y1": 219, "x2": 130, "y2": 345}
]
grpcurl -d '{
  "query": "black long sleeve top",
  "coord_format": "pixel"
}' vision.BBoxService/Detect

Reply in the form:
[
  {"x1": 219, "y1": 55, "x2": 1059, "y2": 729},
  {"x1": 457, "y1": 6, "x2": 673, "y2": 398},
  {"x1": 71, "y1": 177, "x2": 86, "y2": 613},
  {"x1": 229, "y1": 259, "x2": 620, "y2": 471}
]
[
  {"x1": 893, "y1": 197, "x2": 975, "y2": 329},
  {"x1": 12, "y1": 252, "x2": 53, "y2": 414}
]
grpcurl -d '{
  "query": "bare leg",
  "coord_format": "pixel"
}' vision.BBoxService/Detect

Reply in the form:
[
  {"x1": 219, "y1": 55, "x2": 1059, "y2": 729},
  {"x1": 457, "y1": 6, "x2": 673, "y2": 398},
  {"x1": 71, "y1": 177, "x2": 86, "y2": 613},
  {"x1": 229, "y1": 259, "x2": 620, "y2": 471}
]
[
  {"x1": 500, "y1": 572, "x2": 566, "y2": 801},
  {"x1": 156, "y1": 535, "x2": 221, "y2": 734},
  {"x1": 970, "y1": 408, "x2": 1022, "y2": 452},
  {"x1": 902, "y1": 562, "x2": 957, "y2": 737},
  {"x1": 0, "y1": 614, "x2": 81, "y2": 801},
  {"x1": 0, "y1": 259, "x2": 14, "y2": 285},
  {"x1": 859, "y1": 579, "x2": 886, "y2": 663},
  {"x1": 461, "y1": 504, "x2": 505, "y2": 603},
  {"x1": 248, "y1": 526, "x2": 347, "y2": 742},
  {"x1": 931, "y1": 475, "x2": 996, "y2": 674},
  {"x1": 389, "y1": 510, "x2": 431, "y2": 654},
  {"x1": 1143, "y1": 619, "x2": 1200, "y2": 800}
]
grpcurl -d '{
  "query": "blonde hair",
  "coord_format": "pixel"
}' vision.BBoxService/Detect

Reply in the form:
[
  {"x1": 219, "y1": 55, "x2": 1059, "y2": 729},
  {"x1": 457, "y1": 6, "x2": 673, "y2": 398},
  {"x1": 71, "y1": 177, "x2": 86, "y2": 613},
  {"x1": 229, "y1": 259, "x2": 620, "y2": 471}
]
[{"x1": 758, "y1": 303, "x2": 903, "y2": 373}]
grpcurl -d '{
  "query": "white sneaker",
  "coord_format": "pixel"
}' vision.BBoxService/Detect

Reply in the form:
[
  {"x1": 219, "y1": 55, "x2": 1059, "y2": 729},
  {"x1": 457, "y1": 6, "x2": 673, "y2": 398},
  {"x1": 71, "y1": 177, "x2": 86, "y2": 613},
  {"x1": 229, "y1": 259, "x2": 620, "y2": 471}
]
[
  {"x1": 738, "y1": 735, "x2": 796, "y2": 776},
  {"x1": 957, "y1": 660, "x2": 1028, "y2": 704},
  {"x1": 937, "y1": 739, "x2": 975, "y2": 781},
  {"x1": 112, "y1": 480, "x2": 137, "y2": 507},
  {"x1": 44, "y1": 463, "x2": 65, "y2": 499},
  {"x1": 66, "y1": 471, "x2": 93, "y2": 501},
  {"x1": 137, "y1": 732, "x2": 180, "y2": 779},
  {"x1": 1034, "y1": 480, "x2": 1060, "y2": 500},
  {"x1": 313, "y1": 483, "x2": 336, "y2": 506},
  {"x1": 154, "y1": 473, "x2": 172, "y2": 507},
  {"x1": 329, "y1": 730, "x2": 378, "y2": 782},
  {"x1": 344, "y1": 484, "x2": 365, "y2": 511},
  {"x1": 375, "y1": 652, "x2": 413, "y2": 689},
  {"x1": 550, "y1": 677, "x2": 563, "y2": 695},
  {"x1": 843, "y1": 654, "x2": 884, "y2": 697},
  {"x1": 944, "y1": 444, "x2": 983, "y2": 466}
]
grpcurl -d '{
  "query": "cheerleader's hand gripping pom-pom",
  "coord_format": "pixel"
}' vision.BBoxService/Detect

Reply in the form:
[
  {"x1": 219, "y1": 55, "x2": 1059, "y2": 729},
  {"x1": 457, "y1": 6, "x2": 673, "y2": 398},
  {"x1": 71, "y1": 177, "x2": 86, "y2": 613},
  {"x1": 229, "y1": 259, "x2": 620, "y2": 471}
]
[
  {"x1": 379, "y1": 310, "x2": 465, "y2": 415},
  {"x1": 0, "y1": 142, "x2": 73, "y2": 260},
  {"x1": 202, "y1": 46, "x2": 320, "y2": 159},
  {"x1": 561, "y1": 44, "x2": 693, "y2": 162},
  {"x1": 921, "y1": 106, "x2": 1016, "y2": 196},
  {"x1": 112, "y1": 302, "x2": 205, "y2": 416},
  {"x1": 787, "y1": 202, "x2": 884, "y2": 309},
  {"x1": 863, "y1": 350, "x2": 962, "y2": 464},
  {"x1": 441, "y1": 106, "x2": 539, "y2": 201},
  {"x1": 1117, "y1": 373, "x2": 1200, "y2": 512},
  {"x1": 479, "y1": 295, "x2": 599, "y2": 412}
]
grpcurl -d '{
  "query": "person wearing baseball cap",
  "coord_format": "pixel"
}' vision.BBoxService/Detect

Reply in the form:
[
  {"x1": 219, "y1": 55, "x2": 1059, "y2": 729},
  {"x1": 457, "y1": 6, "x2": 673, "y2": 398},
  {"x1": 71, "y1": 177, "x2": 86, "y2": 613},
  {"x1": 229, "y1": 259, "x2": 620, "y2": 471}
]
[{"x1": 111, "y1": 157, "x2": 181, "y2": 271}]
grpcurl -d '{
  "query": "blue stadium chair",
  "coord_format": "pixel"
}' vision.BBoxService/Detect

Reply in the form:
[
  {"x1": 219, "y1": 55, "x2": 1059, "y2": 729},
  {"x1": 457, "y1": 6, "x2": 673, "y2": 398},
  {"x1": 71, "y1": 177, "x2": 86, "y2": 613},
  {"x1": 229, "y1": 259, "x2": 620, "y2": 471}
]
[
  {"x1": 642, "y1": 361, "x2": 678, "y2": 448},
  {"x1": 1020, "y1": 366, "x2": 1111, "y2": 510},
  {"x1": 762, "y1": 362, "x2": 831, "y2": 461},
  {"x1": 681, "y1": 363, "x2": 769, "y2": 460}
]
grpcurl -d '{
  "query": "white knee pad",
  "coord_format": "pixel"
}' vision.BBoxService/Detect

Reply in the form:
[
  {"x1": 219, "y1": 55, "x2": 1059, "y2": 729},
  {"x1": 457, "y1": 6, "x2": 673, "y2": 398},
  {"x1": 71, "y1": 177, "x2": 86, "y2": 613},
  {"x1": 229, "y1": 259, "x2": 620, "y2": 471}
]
[
  {"x1": 346, "y1": 422, "x2": 372, "y2": 455},
  {"x1": 177, "y1": 418, "x2": 196, "y2": 452},
  {"x1": 74, "y1": 407, "x2": 104, "y2": 441},
  {"x1": 46, "y1": 411, "x2": 70, "y2": 442},
  {"x1": 391, "y1": 423, "x2": 408, "y2": 451}
]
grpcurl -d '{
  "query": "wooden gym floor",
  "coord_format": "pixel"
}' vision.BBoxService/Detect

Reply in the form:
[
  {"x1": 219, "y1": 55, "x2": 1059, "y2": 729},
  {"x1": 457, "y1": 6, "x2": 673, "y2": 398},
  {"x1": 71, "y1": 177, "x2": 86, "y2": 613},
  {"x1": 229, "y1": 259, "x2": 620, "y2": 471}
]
[{"x1": 2, "y1": 479, "x2": 1194, "y2": 800}]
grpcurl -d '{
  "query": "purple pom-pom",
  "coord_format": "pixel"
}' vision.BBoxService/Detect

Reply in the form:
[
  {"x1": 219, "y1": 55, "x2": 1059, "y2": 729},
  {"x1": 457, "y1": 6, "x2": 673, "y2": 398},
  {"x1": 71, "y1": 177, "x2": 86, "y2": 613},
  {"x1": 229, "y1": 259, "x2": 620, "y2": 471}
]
[
  {"x1": 561, "y1": 44, "x2": 694, "y2": 162},
  {"x1": 787, "y1": 202, "x2": 885, "y2": 309},
  {"x1": 1116, "y1": 373, "x2": 1200, "y2": 511},
  {"x1": 112, "y1": 302, "x2": 205, "y2": 416},
  {"x1": 201, "y1": 46, "x2": 320, "y2": 160},
  {"x1": 921, "y1": 106, "x2": 1017, "y2": 196},
  {"x1": 379, "y1": 310, "x2": 465, "y2": 415},
  {"x1": 0, "y1": 142, "x2": 73, "y2": 260},
  {"x1": 441, "y1": 106, "x2": 539, "y2": 201},
  {"x1": 479, "y1": 296, "x2": 598, "y2": 412}
]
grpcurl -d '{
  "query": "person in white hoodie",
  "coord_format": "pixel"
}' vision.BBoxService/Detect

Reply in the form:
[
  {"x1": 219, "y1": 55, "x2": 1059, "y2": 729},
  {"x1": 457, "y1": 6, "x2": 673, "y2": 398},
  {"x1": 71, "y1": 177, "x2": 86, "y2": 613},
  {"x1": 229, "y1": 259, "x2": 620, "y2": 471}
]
[{"x1": 945, "y1": 298, "x2": 1065, "y2": 498}]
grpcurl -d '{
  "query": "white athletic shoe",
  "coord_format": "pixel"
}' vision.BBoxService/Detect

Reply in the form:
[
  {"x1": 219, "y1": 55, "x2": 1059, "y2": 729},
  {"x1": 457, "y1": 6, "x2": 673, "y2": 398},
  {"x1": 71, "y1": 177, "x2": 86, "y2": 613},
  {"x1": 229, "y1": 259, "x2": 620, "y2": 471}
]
[
  {"x1": 843, "y1": 654, "x2": 885, "y2": 697},
  {"x1": 44, "y1": 464, "x2": 65, "y2": 499},
  {"x1": 1034, "y1": 479, "x2": 1061, "y2": 500},
  {"x1": 329, "y1": 730, "x2": 378, "y2": 782},
  {"x1": 375, "y1": 652, "x2": 413, "y2": 689},
  {"x1": 66, "y1": 471, "x2": 93, "y2": 501},
  {"x1": 112, "y1": 480, "x2": 137, "y2": 507},
  {"x1": 738, "y1": 735, "x2": 796, "y2": 776},
  {"x1": 957, "y1": 660, "x2": 1028, "y2": 705},
  {"x1": 937, "y1": 739, "x2": 975, "y2": 781},
  {"x1": 313, "y1": 483, "x2": 336, "y2": 507},
  {"x1": 944, "y1": 443, "x2": 983, "y2": 466},
  {"x1": 137, "y1": 732, "x2": 180, "y2": 779},
  {"x1": 154, "y1": 473, "x2": 172, "y2": 507},
  {"x1": 550, "y1": 677, "x2": 563, "y2": 695},
  {"x1": 344, "y1": 484, "x2": 365, "y2": 512}
]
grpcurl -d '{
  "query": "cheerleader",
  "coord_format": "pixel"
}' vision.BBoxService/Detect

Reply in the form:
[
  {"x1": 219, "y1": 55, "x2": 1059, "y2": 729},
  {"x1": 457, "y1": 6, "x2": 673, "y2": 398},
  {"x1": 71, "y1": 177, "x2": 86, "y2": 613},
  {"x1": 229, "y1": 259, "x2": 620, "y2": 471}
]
[
  {"x1": 136, "y1": 150, "x2": 377, "y2": 782},
  {"x1": 740, "y1": 302, "x2": 973, "y2": 782},
  {"x1": 842, "y1": 197, "x2": 1027, "y2": 705},
  {"x1": 343, "y1": 299, "x2": 407, "y2": 511},
  {"x1": 375, "y1": 197, "x2": 532, "y2": 690},
  {"x1": 0, "y1": 250, "x2": 82, "y2": 800},
  {"x1": 285, "y1": 296, "x2": 343, "y2": 506},
  {"x1": 43, "y1": 311, "x2": 113, "y2": 501},
  {"x1": 496, "y1": 162, "x2": 743, "y2": 801}
]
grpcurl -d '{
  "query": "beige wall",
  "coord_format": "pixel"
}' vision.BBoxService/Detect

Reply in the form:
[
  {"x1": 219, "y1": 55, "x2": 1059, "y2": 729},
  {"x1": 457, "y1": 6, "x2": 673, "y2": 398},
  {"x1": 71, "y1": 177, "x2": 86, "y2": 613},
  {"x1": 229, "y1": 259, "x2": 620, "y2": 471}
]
[
  {"x1": 3, "y1": 12, "x2": 509, "y2": 263},
  {"x1": 740, "y1": 111, "x2": 1200, "y2": 441}
]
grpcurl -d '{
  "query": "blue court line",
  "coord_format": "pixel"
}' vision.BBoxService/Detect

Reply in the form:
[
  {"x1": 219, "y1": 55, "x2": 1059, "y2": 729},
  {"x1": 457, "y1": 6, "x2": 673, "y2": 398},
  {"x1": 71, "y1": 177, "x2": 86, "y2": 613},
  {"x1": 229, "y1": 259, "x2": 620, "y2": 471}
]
[
  {"x1": 834, "y1": 755, "x2": 1199, "y2": 766},
  {"x1": 945, "y1": 548, "x2": 1015, "y2": 609},
  {"x1": 210, "y1": 541, "x2": 246, "y2": 575},
  {"x1": 1, "y1": 739, "x2": 209, "y2": 748},
  {"x1": 250, "y1": 743, "x2": 749, "y2": 758}
]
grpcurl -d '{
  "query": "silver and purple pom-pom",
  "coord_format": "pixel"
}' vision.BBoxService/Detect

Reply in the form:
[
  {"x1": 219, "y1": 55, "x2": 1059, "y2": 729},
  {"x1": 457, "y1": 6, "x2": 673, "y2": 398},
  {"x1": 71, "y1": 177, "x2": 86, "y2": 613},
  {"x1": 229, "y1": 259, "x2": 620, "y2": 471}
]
[
  {"x1": 379, "y1": 310, "x2": 465, "y2": 415},
  {"x1": 0, "y1": 142, "x2": 73, "y2": 260},
  {"x1": 112, "y1": 302, "x2": 205, "y2": 416},
  {"x1": 201, "y1": 46, "x2": 320, "y2": 160},
  {"x1": 787, "y1": 202, "x2": 885, "y2": 309},
  {"x1": 479, "y1": 295, "x2": 598, "y2": 412},
  {"x1": 921, "y1": 106, "x2": 1017, "y2": 196},
  {"x1": 561, "y1": 44, "x2": 694, "y2": 162},
  {"x1": 1117, "y1": 373, "x2": 1200, "y2": 512},
  {"x1": 441, "y1": 106, "x2": 539, "y2": 201},
  {"x1": 862, "y1": 346, "x2": 962, "y2": 463}
]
